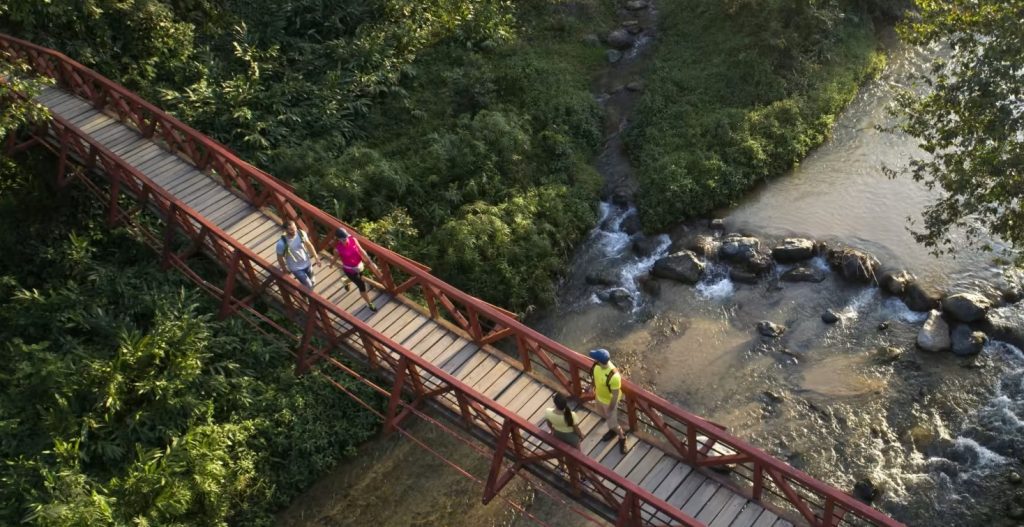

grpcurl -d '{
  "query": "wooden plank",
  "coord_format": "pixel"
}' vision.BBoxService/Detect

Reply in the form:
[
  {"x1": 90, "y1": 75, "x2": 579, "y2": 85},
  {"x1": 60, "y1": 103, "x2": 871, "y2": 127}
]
[
  {"x1": 35, "y1": 88, "x2": 71, "y2": 105},
  {"x1": 212, "y1": 203, "x2": 256, "y2": 232},
  {"x1": 440, "y1": 343, "x2": 482, "y2": 375},
  {"x1": 729, "y1": 504, "x2": 769, "y2": 527},
  {"x1": 49, "y1": 97, "x2": 94, "y2": 119},
  {"x1": 120, "y1": 143, "x2": 166, "y2": 168},
  {"x1": 480, "y1": 368, "x2": 521, "y2": 399},
  {"x1": 625, "y1": 448, "x2": 664, "y2": 484},
  {"x1": 751, "y1": 510, "x2": 780, "y2": 527},
  {"x1": 46, "y1": 93, "x2": 89, "y2": 112},
  {"x1": 404, "y1": 325, "x2": 445, "y2": 352},
  {"x1": 352, "y1": 291, "x2": 389, "y2": 320},
  {"x1": 236, "y1": 219, "x2": 278, "y2": 247},
  {"x1": 222, "y1": 210, "x2": 265, "y2": 237},
  {"x1": 166, "y1": 171, "x2": 216, "y2": 196},
  {"x1": 108, "y1": 137, "x2": 149, "y2": 157},
  {"x1": 611, "y1": 442, "x2": 652, "y2": 476},
  {"x1": 93, "y1": 124, "x2": 135, "y2": 146},
  {"x1": 772, "y1": 519, "x2": 794, "y2": 527},
  {"x1": 639, "y1": 457, "x2": 678, "y2": 493},
  {"x1": 416, "y1": 331, "x2": 458, "y2": 361},
  {"x1": 74, "y1": 113, "x2": 115, "y2": 134},
  {"x1": 130, "y1": 147, "x2": 178, "y2": 173},
  {"x1": 199, "y1": 196, "x2": 249, "y2": 224},
  {"x1": 708, "y1": 494, "x2": 751, "y2": 527},
  {"x1": 362, "y1": 294, "x2": 405, "y2": 326},
  {"x1": 516, "y1": 384, "x2": 553, "y2": 421},
  {"x1": 149, "y1": 162, "x2": 197, "y2": 190},
  {"x1": 679, "y1": 479, "x2": 720, "y2": 517},
  {"x1": 375, "y1": 305, "x2": 417, "y2": 337},
  {"x1": 427, "y1": 336, "x2": 474, "y2": 369},
  {"x1": 694, "y1": 486, "x2": 733, "y2": 523},
  {"x1": 655, "y1": 466, "x2": 696, "y2": 502},
  {"x1": 389, "y1": 313, "x2": 434, "y2": 345}
]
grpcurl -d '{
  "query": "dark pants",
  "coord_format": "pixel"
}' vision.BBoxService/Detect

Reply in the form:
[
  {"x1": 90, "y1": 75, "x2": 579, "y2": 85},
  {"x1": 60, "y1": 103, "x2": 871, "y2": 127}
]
[
  {"x1": 291, "y1": 265, "x2": 315, "y2": 288},
  {"x1": 344, "y1": 266, "x2": 367, "y2": 292}
]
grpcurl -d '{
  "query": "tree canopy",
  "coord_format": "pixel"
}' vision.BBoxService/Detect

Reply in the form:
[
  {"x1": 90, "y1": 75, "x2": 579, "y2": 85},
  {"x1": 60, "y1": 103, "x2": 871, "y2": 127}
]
[{"x1": 893, "y1": 0, "x2": 1024, "y2": 257}]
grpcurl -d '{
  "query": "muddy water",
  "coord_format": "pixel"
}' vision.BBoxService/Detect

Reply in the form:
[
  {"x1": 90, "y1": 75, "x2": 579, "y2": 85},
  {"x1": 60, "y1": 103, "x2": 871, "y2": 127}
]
[{"x1": 536, "y1": 33, "x2": 1024, "y2": 527}]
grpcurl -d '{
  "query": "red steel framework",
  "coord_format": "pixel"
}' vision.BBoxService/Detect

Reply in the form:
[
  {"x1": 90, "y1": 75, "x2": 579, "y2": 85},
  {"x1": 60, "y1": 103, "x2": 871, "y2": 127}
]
[{"x1": 0, "y1": 33, "x2": 903, "y2": 527}]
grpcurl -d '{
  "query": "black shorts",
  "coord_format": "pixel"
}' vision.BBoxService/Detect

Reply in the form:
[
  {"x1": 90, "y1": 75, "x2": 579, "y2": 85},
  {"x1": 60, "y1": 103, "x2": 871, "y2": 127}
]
[{"x1": 344, "y1": 267, "x2": 367, "y2": 292}]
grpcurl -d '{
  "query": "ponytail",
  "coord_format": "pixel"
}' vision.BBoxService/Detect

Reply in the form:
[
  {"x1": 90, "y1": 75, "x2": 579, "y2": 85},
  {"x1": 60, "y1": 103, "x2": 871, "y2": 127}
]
[{"x1": 553, "y1": 393, "x2": 574, "y2": 427}]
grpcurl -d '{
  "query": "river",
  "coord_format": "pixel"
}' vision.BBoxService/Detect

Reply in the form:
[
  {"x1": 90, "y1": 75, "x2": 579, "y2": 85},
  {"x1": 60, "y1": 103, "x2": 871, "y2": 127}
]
[{"x1": 534, "y1": 31, "x2": 1024, "y2": 527}]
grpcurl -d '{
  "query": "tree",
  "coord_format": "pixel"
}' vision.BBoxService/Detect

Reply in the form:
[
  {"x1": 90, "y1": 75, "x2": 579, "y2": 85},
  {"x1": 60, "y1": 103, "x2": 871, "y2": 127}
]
[{"x1": 892, "y1": 0, "x2": 1024, "y2": 257}]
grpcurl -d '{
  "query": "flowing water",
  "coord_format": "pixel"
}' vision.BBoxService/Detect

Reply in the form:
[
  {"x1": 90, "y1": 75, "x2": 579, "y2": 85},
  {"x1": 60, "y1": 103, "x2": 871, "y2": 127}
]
[{"x1": 535, "y1": 33, "x2": 1024, "y2": 526}]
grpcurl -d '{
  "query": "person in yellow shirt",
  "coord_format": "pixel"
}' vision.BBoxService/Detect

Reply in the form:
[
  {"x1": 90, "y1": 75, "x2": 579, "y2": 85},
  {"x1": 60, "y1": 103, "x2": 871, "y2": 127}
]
[
  {"x1": 589, "y1": 348, "x2": 626, "y2": 453},
  {"x1": 544, "y1": 393, "x2": 583, "y2": 475}
]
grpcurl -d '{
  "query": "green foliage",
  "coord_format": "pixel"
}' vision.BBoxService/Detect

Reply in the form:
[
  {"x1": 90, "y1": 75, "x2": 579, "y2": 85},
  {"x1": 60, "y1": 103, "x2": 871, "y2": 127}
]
[
  {"x1": 889, "y1": 0, "x2": 1024, "y2": 258},
  {"x1": 629, "y1": 0, "x2": 885, "y2": 230},
  {"x1": 0, "y1": 158, "x2": 381, "y2": 526}
]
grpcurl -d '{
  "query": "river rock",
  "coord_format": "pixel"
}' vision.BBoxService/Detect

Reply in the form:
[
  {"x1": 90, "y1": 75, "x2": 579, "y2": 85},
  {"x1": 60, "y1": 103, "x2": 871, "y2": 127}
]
[
  {"x1": 626, "y1": 80, "x2": 645, "y2": 92},
  {"x1": 880, "y1": 269, "x2": 915, "y2": 296},
  {"x1": 639, "y1": 275, "x2": 661, "y2": 297},
  {"x1": 633, "y1": 235, "x2": 664, "y2": 258},
  {"x1": 585, "y1": 265, "x2": 620, "y2": 287},
  {"x1": 827, "y1": 247, "x2": 880, "y2": 284},
  {"x1": 624, "y1": 0, "x2": 648, "y2": 10},
  {"x1": 719, "y1": 234, "x2": 761, "y2": 262},
  {"x1": 606, "y1": 29, "x2": 634, "y2": 50},
  {"x1": 619, "y1": 212, "x2": 640, "y2": 235},
  {"x1": 822, "y1": 310, "x2": 840, "y2": 324},
  {"x1": 951, "y1": 324, "x2": 987, "y2": 356},
  {"x1": 853, "y1": 478, "x2": 880, "y2": 503},
  {"x1": 609, "y1": 187, "x2": 632, "y2": 206},
  {"x1": 904, "y1": 281, "x2": 942, "y2": 311},
  {"x1": 876, "y1": 346, "x2": 903, "y2": 364},
  {"x1": 917, "y1": 310, "x2": 951, "y2": 352},
  {"x1": 597, "y1": 288, "x2": 633, "y2": 310},
  {"x1": 709, "y1": 218, "x2": 725, "y2": 230},
  {"x1": 687, "y1": 234, "x2": 717, "y2": 256},
  {"x1": 652, "y1": 250, "x2": 705, "y2": 284},
  {"x1": 730, "y1": 269, "x2": 760, "y2": 285},
  {"x1": 980, "y1": 308, "x2": 1024, "y2": 349},
  {"x1": 772, "y1": 238, "x2": 815, "y2": 263},
  {"x1": 781, "y1": 266, "x2": 827, "y2": 283},
  {"x1": 606, "y1": 49, "x2": 623, "y2": 63},
  {"x1": 942, "y1": 292, "x2": 992, "y2": 323},
  {"x1": 757, "y1": 321, "x2": 786, "y2": 338}
]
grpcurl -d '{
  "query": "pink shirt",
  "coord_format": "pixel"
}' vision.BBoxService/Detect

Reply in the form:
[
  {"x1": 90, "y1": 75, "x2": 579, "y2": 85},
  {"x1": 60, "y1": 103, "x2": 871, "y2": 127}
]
[{"x1": 335, "y1": 237, "x2": 362, "y2": 269}]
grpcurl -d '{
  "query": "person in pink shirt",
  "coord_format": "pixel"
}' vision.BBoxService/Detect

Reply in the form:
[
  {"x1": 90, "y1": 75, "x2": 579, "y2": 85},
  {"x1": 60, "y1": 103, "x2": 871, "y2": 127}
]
[{"x1": 330, "y1": 227, "x2": 381, "y2": 312}]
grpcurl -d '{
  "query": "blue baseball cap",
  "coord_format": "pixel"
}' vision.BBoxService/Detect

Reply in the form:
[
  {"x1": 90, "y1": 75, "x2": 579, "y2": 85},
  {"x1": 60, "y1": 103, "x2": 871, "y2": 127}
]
[{"x1": 588, "y1": 348, "x2": 610, "y2": 364}]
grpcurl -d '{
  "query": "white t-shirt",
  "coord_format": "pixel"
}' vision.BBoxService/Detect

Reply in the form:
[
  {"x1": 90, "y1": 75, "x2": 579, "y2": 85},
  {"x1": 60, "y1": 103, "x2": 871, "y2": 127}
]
[{"x1": 276, "y1": 230, "x2": 312, "y2": 272}]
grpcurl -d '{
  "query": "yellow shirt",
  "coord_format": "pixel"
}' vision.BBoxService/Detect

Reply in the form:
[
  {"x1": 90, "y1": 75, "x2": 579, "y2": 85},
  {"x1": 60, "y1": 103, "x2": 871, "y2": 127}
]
[
  {"x1": 593, "y1": 362, "x2": 621, "y2": 405},
  {"x1": 545, "y1": 408, "x2": 579, "y2": 434}
]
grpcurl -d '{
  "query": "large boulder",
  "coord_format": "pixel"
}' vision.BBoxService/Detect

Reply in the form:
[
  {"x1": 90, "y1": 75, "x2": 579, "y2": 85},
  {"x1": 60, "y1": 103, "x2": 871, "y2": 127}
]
[
  {"x1": 980, "y1": 307, "x2": 1024, "y2": 349},
  {"x1": 719, "y1": 234, "x2": 761, "y2": 262},
  {"x1": 730, "y1": 269, "x2": 760, "y2": 284},
  {"x1": 917, "y1": 310, "x2": 951, "y2": 352},
  {"x1": 585, "y1": 263, "x2": 620, "y2": 286},
  {"x1": 741, "y1": 251, "x2": 774, "y2": 275},
  {"x1": 757, "y1": 321, "x2": 786, "y2": 338},
  {"x1": 822, "y1": 310, "x2": 841, "y2": 324},
  {"x1": 597, "y1": 288, "x2": 633, "y2": 310},
  {"x1": 781, "y1": 266, "x2": 827, "y2": 283},
  {"x1": 652, "y1": 250, "x2": 705, "y2": 284},
  {"x1": 942, "y1": 293, "x2": 992, "y2": 323},
  {"x1": 828, "y1": 247, "x2": 880, "y2": 284},
  {"x1": 772, "y1": 238, "x2": 815, "y2": 263},
  {"x1": 904, "y1": 281, "x2": 942, "y2": 312},
  {"x1": 606, "y1": 29, "x2": 634, "y2": 50},
  {"x1": 620, "y1": 212, "x2": 642, "y2": 235},
  {"x1": 950, "y1": 324, "x2": 987, "y2": 356},
  {"x1": 880, "y1": 269, "x2": 915, "y2": 296}
]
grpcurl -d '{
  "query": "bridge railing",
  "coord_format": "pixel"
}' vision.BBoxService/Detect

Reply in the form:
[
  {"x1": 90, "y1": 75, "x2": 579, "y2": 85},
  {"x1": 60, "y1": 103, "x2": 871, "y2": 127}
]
[{"x1": 0, "y1": 33, "x2": 902, "y2": 527}]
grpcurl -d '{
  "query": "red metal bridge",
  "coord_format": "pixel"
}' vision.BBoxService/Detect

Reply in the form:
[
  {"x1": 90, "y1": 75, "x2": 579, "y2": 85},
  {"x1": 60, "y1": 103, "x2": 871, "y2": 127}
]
[{"x1": 1, "y1": 34, "x2": 903, "y2": 527}]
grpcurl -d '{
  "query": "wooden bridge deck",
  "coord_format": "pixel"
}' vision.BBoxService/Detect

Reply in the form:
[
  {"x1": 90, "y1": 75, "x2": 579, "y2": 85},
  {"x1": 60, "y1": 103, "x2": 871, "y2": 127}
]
[{"x1": 32, "y1": 85, "x2": 793, "y2": 527}]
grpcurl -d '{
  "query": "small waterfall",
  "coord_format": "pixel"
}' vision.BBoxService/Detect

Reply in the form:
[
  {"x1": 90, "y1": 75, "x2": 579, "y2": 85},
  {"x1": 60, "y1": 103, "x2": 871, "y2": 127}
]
[{"x1": 696, "y1": 261, "x2": 734, "y2": 300}]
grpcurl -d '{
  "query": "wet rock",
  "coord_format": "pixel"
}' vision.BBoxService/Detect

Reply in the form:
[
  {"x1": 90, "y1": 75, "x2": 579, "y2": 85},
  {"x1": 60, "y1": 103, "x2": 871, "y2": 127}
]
[
  {"x1": 610, "y1": 187, "x2": 632, "y2": 206},
  {"x1": 688, "y1": 234, "x2": 717, "y2": 256},
  {"x1": 904, "y1": 281, "x2": 942, "y2": 312},
  {"x1": 606, "y1": 29, "x2": 634, "y2": 50},
  {"x1": 624, "y1": 0, "x2": 648, "y2": 10},
  {"x1": 757, "y1": 321, "x2": 786, "y2": 338},
  {"x1": 626, "y1": 25, "x2": 643, "y2": 35},
  {"x1": 719, "y1": 234, "x2": 761, "y2": 262},
  {"x1": 652, "y1": 250, "x2": 705, "y2": 284},
  {"x1": 822, "y1": 310, "x2": 840, "y2": 324},
  {"x1": 876, "y1": 346, "x2": 903, "y2": 364},
  {"x1": 950, "y1": 324, "x2": 987, "y2": 356},
  {"x1": 879, "y1": 269, "x2": 915, "y2": 296},
  {"x1": 626, "y1": 80, "x2": 645, "y2": 92},
  {"x1": 582, "y1": 34, "x2": 601, "y2": 47},
  {"x1": 730, "y1": 269, "x2": 760, "y2": 285},
  {"x1": 781, "y1": 266, "x2": 827, "y2": 283},
  {"x1": 917, "y1": 310, "x2": 951, "y2": 352},
  {"x1": 639, "y1": 275, "x2": 661, "y2": 297},
  {"x1": 743, "y1": 251, "x2": 774, "y2": 275},
  {"x1": 709, "y1": 218, "x2": 725, "y2": 230},
  {"x1": 772, "y1": 238, "x2": 815, "y2": 263},
  {"x1": 632, "y1": 236, "x2": 664, "y2": 258},
  {"x1": 606, "y1": 49, "x2": 623, "y2": 63},
  {"x1": 1009, "y1": 472, "x2": 1023, "y2": 485},
  {"x1": 981, "y1": 308, "x2": 1024, "y2": 349},
  {"x1": 585, "y1": 266, "x2": 620, "y2": 287},
  {"x1": 620, "y1": 212, "x2": 641, "y2": 235},
  {"x1": 853, "y1": 478, "x2": 880, "y2": 503},
  {"x1": 942, "y1": 292, "x2": 992, "y2": 323},
  {"x1": 761, "y1": 390, "x2": 784, "y2": 404},
  {"x1": 827, "y1": 247, "x2": 880, "y2": 284},
  {"x1": 1008, "y1": 507, "x2": 1024, "y2": 521},
  {"x1": 621, "y1": 20, "x2": 639, "y2": 29},
  {"x1": 597, "y1": 288, "x2": 633, "y2": 310}
]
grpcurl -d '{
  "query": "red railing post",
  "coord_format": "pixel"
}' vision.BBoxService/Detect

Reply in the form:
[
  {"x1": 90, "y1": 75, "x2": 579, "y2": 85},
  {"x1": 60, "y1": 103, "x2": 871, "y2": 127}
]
[
  {"x1": 218, "y1": 249, "x2": 242, "y2": 319},
  {"x1": 753, "y1": 462, "x2": 764, "y2": 500},
  {"x1": 625, "y1": 392, "x2": 638, "y2": 433},
  {"x1": 160, "y1": 203, "x2": 178, "y2": 270},
  {"x1": 382, "y1": 357, "x2": 410, "y2": 436},
  {"x1": 295, "y1": 303, "x2": 317, "y2": 375},
  {"x1": 482, "y1": 419, "x2": 515, "y2": 505}
]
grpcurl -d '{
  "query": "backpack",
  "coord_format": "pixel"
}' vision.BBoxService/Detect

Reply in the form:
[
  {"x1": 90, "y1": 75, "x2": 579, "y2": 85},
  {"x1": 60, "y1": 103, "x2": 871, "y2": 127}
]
[
  {"x1": 279, "y1": 229, "x2": 309, "y2": 260},
  {"x1": 593, "y1": 362, "x2": 618, "y2": 393}
]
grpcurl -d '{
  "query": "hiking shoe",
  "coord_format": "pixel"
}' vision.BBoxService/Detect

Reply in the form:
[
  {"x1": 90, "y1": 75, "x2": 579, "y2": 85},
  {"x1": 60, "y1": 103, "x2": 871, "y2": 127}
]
[
  {"x1": 601, "y1": 430, "x2": 617, "y2": 442},
  {"x1": 368, "y1": 302, "x2": 377, "y2": 312},
  {"x1": 618, "y1": 437, "x2": 628, "y2": 454}
]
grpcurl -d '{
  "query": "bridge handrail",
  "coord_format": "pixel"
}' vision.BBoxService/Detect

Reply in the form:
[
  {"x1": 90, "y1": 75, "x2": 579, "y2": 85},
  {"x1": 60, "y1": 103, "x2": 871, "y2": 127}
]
[{"x1": 0, "y1": 32, "x2": 903, "y2": 527}]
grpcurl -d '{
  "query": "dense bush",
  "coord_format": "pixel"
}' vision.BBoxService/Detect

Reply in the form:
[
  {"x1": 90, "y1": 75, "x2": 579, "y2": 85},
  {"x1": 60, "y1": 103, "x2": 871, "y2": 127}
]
[
  {"x1": 0, "y1": 159, "x2": 381, "y2": 526},
  {"x1": 629, "y1": 0, "x2": 885, "y2": 230}
]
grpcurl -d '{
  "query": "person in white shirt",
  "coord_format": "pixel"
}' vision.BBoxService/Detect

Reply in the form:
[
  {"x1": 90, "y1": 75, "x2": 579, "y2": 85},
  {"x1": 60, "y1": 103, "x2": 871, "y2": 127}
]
[{"x1": 275, "y1": 220, "x2": 319, "y2": 289}]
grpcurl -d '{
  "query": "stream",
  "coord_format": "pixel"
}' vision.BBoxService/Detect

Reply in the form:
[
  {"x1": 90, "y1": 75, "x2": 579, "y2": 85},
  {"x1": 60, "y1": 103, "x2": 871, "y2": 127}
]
[{"x1": 534, "y1": 29, "x2": 1024, "y2": 527}]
